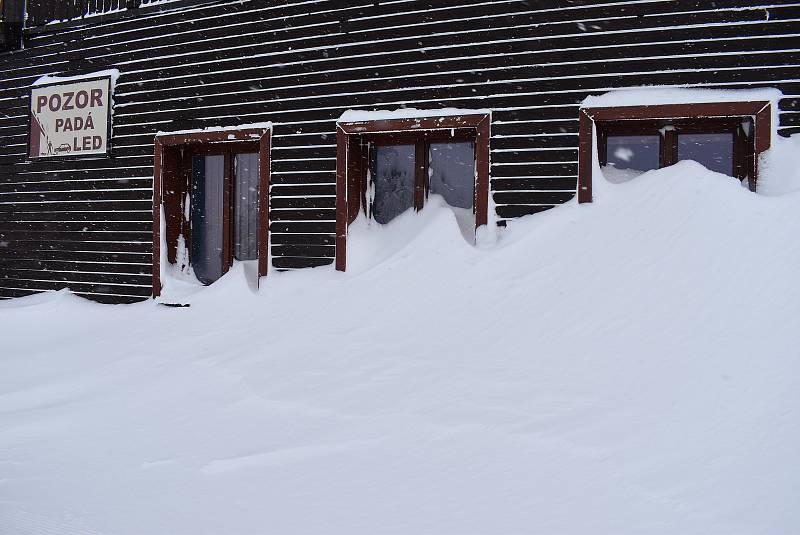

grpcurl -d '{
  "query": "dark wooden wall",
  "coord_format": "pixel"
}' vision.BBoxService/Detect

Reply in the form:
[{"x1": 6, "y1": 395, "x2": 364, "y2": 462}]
[
  {"x1": 26, "y1": 0, "x2": 142, "y2": 27},
  {"x1": 1, "y1": 0, "x2": 799, "y2": 303},
  {"x1": 1, "y1": 0, "x2": 26, "y2": 51}
]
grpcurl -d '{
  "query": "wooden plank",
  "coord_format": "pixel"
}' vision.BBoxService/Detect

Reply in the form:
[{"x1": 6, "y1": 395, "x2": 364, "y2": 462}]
[
  {"x1": 1, "y1": 248, "x2": 151, "y2": 263},
  {"x1": 1, "y1": 258, "x2": 151, "y2": 274},
  {"x1": 272, "y1": 256, "x2": 334, "y2": 269},
  {"x1": 0, "y1": 230, "x2": 152, "y2": 242},
  {"x1": 0, "y1": 178, "x2": 153, "y2": 193},
  {"x1": 0, "y1": 190, "x2": 152, "y2": 203},
  {"x1": 270, "y1": 196, "x2": 336, "y2": 209},
  {"x1": 0, "y1": 267, "x2": 151, "y2": 286},
  {"x1": 270, "y1": 233, "x2": 336, "y2": 246},
  {"x1": 0, "y1": 221, "x2": 151, "y2": 233},
  {"x1": 491, "y1": 177, "x2": 577, "y2": 191},
  {"x1": 496, "y1": 205, "x2": 556, "y2": 218},
  {"x1": 271, "y1": 244, "x2": 335, "y2": 258},
  {"x1": 270, "y1": 185, "x2": 336, "y2": 198},
  {"x1": 0, "y1": 277, "x2": 152, "y2": 296},
  {"x1": 491, "y1": 163, "x2": 578, "y2": 177},
  {"x1": 3, "y1": 238, "x2": 152, "y2": 253},
  {"x1": 493, "y1": 191, "x2": 576, "y2": 205},
  {"x1": 269, "y1": 221, "x2": 336, "y2": 234},
  {"x1": 0, "y1": 201, "x2": 153, "y2": 212}
]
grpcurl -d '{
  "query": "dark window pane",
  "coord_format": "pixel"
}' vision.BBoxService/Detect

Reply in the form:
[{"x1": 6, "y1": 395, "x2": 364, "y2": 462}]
[
  {"x1": 429, "y1": 141, "x2": 475, "y2": 209},
  {"x1": 605, "y1": 135, "x2": 660, "y2": 171},
  {"x1": 191, "y1": 154, "x2": 225, "y2": 285},
  {"x1": 373, "y1": 144, "x2": 415, "y2": 224},
  {"x1": 234, "y1": 153, "x2": 259, "y2": 261},
  {"x1": 678, "y1": 133, "x2": 734, "y2": 177}
]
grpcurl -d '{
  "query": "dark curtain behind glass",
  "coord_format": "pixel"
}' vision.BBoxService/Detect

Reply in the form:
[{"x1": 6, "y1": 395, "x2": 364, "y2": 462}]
[{"x1": 191, "y1": 155, "x2": 225, "y2": 284}]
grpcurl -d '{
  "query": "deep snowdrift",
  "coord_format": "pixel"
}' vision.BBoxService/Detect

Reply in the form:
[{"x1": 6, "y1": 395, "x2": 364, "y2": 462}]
[{"x1": 1, "y1": 161, "x2": 799, "y2": 535}]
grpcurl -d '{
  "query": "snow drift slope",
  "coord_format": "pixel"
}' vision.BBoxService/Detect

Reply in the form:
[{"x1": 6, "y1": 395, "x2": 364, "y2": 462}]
[{"x1": 1, "y1": 161, "x2": 799, "y2": 535}]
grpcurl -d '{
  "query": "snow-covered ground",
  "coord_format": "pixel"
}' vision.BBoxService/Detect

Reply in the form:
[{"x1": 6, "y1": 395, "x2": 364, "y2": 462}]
[{"x1": 2, "y1": 157, "x2": 800, "y2": 534}]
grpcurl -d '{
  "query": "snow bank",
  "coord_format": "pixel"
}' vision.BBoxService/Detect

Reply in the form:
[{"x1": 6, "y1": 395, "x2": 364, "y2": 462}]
[
  {"x1": 758, "y1": 133, "x2": 800, "y2": 196},
  {"x1": 1, "y1": 163, "x2": 799, "y2": 535}
]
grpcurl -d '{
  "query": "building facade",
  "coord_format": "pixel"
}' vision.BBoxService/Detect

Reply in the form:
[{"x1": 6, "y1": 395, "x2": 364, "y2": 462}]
[{"x1": 1, "y1": 0, "x2": 799, "y2": 303}]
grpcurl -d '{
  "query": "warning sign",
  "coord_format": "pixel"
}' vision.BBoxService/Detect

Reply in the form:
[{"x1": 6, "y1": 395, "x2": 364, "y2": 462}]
[{"x1": 29, "y1": 76, "x2": 112, "y2": 158}]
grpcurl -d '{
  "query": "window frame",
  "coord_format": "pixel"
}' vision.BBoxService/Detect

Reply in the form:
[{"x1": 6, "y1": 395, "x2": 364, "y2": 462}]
[
  {"x1": 152, "y1": 128, "x2": 271, "y2": 297},
  {"x1": 578, "y1": 101, "x2": 772, "y2": 203},
  {"x1": 335, "y1": 114, "x2": 491, "y2": 272}
]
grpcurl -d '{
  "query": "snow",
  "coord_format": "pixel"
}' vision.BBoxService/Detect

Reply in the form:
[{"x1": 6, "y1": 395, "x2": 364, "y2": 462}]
[
  {"x1": 582, "y1": 87, "x2": 782, "y2": 147},
  {"x1": 758, "y1": 133, "x2": 800, "y2": 196},
  {"x1": 599, "y1": 165, "x2": 649, "y2": 184},
  {"x1": 581, "y1": 86, "x2": 782, "y2": 108},
  {"x1": 2, "y1": 146, "x2": 800, "y2": 534},
  {"x1": 156, "y1": 122, "x2": 272, "y2": 137},
  {"x1": 33, "y1": 69, "x2": 121, "y2": 88},
  {"x1": 338, "y1": 107, "x2": 491, "y2": 123}
]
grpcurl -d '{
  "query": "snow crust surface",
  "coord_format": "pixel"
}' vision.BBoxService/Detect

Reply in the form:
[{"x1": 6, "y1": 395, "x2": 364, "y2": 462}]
[{"x1": 1, "y1": 162, "x2": 799, "y2": 535}]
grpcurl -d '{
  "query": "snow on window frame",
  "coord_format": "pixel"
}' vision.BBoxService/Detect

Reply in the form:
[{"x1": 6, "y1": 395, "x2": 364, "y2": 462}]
[{"x1": 334, "y1": 110, "x2": 491, "y2": 272}]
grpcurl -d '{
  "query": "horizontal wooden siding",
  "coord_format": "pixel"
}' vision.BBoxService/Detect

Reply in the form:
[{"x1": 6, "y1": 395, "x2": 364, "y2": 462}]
[{"x1": 1, "y1": 0, "x2": 799, "y2": 302}]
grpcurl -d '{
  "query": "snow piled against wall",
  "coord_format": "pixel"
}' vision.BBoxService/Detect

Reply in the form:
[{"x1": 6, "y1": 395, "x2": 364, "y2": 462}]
[
  {"x1": 1, "y1": 154, "x2": 800, "y2": 534},
  {"x1": 759, "y1": 133, "x2": 800, "y2": 195}
]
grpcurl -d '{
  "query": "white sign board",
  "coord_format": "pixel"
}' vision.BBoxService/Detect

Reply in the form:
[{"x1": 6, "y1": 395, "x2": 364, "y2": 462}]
[{"x1": 29, "y1": 77, "x2": 112, "y2": 158}]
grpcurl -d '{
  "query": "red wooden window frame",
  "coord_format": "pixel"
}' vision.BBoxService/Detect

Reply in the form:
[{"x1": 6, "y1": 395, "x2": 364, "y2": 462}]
[
  {"x1": 578, "y1": 101, "x2": 772, "y2": 203},
  {"x1": 152, "y1": 128, "x2": 271, "y2": 297},
  {"x1": 335, "y1": 114, "x2": 491, "y2": 272}
]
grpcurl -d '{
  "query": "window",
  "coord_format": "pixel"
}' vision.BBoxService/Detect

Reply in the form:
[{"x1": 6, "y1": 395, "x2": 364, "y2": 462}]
[
  {"x1": 335, "y1": 113, "x2": 490, "y2": 271},
  {"x1": 189, "y1": 150, "x2": 261, "y2": 285},
  {"x1": 605, "y1": 135, "x2": 660, "y2": 173},
  {"x1": 597, "y1": 118, "x2": 752, "y2": 184},
  {"x1": 367, "y1": 138, "x2": 476, "y2": 225},
  {"x1": 152, "y1": 128, "x2": 270, "y2": 296},
  {"x1": 429, "y1": 141, "x2": 476, "y2": 210},
  {"x1": 677, "y1": 133, "x2": 734, "y2": 176},
  {"x1": 372, "y1": 144, "x2": 415, "y2": 224},
  {"x1": 578, "y1": 101, "x2": 772, "y2": 202}
]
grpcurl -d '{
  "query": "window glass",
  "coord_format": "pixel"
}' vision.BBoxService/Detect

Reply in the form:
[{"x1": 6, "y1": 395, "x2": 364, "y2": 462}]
[
  {"x1": 234, "y1": 153, "x2": 260, "y2": 261},
  {"x1": 605, "y1": 135, "x2": 660, "y2": 171},
  {"x1": 191, "y1": 154, "x2": 225, "y2": 285},
  {"x1": 678, "y1": 133, "x2": 734, "y2": 176},
  {"x1": 373, "y1": 144, "x2": 415, "y2": 224},
  {"x1": 429, "y1": 141, "x2": 475, "y2": 209}
]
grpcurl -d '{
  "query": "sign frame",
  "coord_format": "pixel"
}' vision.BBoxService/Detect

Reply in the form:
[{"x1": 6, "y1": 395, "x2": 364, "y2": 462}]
[{"x1": 27, "y1": 75, "x2": 114, "y2": 160}]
